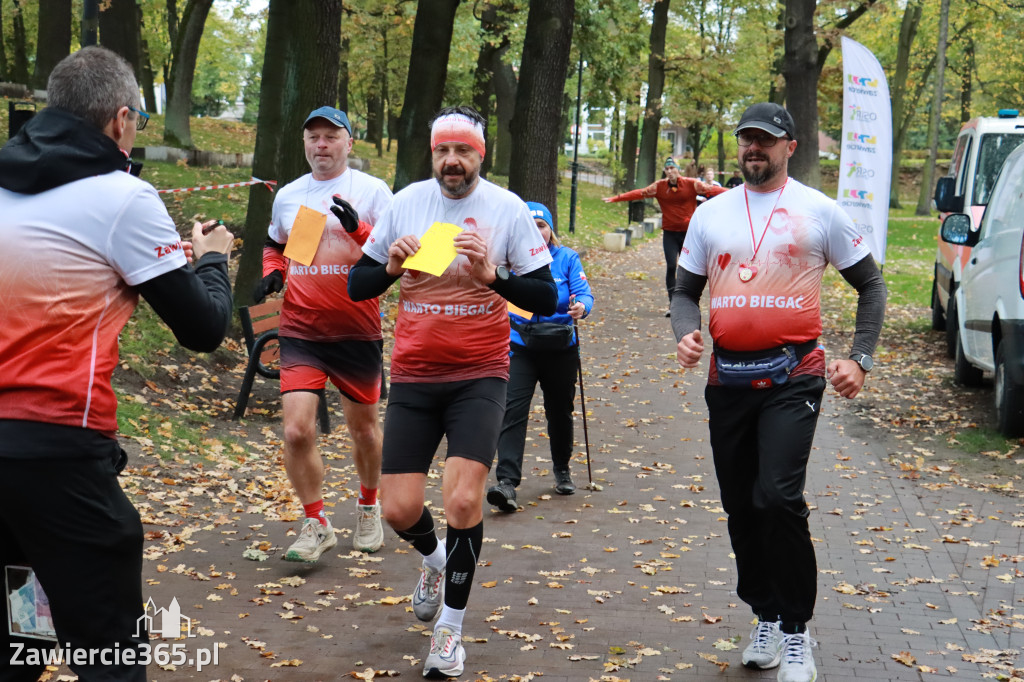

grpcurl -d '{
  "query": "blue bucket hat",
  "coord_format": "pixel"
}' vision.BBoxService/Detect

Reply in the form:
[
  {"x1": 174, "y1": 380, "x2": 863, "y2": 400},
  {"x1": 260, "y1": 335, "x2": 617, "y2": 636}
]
[
  {"x1": 303, "y1": 106, "x2": 352, "y2": 135},
  {"x1": 526, "y1": 201, "x2": 555, "y2": 234}
]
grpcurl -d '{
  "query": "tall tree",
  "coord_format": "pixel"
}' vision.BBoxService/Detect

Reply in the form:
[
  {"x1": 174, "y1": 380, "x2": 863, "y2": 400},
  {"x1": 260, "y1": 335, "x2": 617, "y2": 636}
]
[
  {"x1": 508, "y1": 0, "x2": 574, "y2": 224},
  {"x1": 393, "y1": 0, "x2": 460, "y2": 192},
  {"x1": 163, "y1": 0, "x2": 214, "y2": 148},
  {"x1": 81, "y1": 0, "x2": 98, "y2": 47},
  {"x1": 619, "y1": 95, "x2": 641, "y2": 192},
  {"x1": 98, "y1": 0, "x2": 142, "y2": 79},
  {"x1": 491, "y1": 48, "x2": 517, "y2": 176},
  {"x1": 235, "y1": 0, "x2": 341, "y2": 304},
  {"x1": 11, "y1": 0, "x2": 30, "y2": 86},
  {"x1": 33, "y1": 0, "x2": 71, "y2": 90},
  {"x1": 636, "y1": 0, "x2": 670, "y2": 189},
  {"x1": 916, "y1": 0, "x2": 950, "y2": 216},
  {"x1": 888, "y1": 0, "x2": 924, "y2": 208},
  {"x1": 782, "y1": 0, "x2": 819, "y2": 187}
]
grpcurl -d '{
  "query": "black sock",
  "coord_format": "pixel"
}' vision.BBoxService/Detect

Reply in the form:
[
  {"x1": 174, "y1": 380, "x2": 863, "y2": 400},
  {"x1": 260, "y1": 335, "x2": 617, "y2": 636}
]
[
  {"x1": 394, "y1": 506, "x2": 438, "y2": 557},
  {"x1": 780, "y1": 621, "x2": 806, "y2": 635},
  {"x1": 443, "y1": 521, "x2": 483, "y2": 611}
]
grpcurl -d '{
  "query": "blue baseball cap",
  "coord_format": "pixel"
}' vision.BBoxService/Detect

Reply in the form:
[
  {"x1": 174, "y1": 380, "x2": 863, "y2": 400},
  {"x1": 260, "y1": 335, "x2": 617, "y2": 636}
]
[
  {"x1": 526, "y1": 201, "x2": 555, "y2": 233},
  {"x1": 303, "y1": 106, "x2": 351, "y2": 134}
]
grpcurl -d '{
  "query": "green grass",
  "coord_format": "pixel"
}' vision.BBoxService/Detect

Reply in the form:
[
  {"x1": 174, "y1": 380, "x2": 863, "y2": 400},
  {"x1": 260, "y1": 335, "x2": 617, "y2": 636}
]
[{"x1": 119, "y1": 303, "x2": 178, "y2": 379}]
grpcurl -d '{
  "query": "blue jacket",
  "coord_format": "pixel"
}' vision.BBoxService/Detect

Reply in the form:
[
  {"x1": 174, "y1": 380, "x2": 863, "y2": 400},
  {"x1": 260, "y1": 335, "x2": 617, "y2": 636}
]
[{"x1": 509, "y1": 243, "x2": 594, "y2": 347}]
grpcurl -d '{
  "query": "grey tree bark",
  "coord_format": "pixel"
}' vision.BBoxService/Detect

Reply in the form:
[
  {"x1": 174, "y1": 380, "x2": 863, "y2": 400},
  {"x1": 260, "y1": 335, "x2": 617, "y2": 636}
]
[
  {"x1": 33, "y1": 0, "x2": 72, "y2": 90},
  {"x1": 916, "y1": 0, "x2": 950, "y2": 216},
  {"x1": 636, "y1": 0, "x2": 669, "y2": 189},
  {"x1": 508, "y1": 0, "x2": 574, "y2": 227},
  {"x1": 235, "y1": 0, "x2": 342, "y2": 305},
  {"x1": 163, "y1": 0, "x2": 214, "y2": 148}
]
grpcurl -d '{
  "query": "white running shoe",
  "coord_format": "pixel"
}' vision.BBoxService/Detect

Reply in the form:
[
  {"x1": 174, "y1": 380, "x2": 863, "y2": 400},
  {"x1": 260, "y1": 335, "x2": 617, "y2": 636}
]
[
  {"x1": 777, "y1": 631, "x2": 818, "y2": 682},
  {"x1": 422, "y1": 625, "x2": 465, "y2": 678},
  {"x1": 283, "y1": 517, "x2": 337, "y2": 563},
  {"x1": 353, "y1": 502, "x2": 384, "y2": 553},
  {"x1": 413, "y1": 542, "x2": 445, "y2": 622},
  {"x1": 741, "y1": 619, "x2": 783, "y2": 669}
]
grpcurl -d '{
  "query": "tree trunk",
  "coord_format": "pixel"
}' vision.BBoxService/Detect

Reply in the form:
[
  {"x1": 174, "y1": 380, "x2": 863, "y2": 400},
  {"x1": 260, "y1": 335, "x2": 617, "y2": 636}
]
[
  {"x1": 33, "y1": 0, "x2": 72, "y2": 90},
  {"x1": 508, "y1": 0, "x2": 574, "y2": 226},
  {"x1": 339, "y1": 35, "x2": 350, "y2": 112},
  {"x1": 236, "y1": 0, "x2": 342, "y2": 305},
  {"x1": 393, "y1": 0, "x2": 460, "y2": 193},
  {"x1": 472, "y1": 3, "x2": 500, "y2": 176},
  {"x1": 619, "y1": 95, "x2": 640, "y2": 192},
  {"x1": 636, "y1": 0, "x2": 669, "y2": 189},
  {"x1": 916, "y1": 0, "x2": 949, "y2": 216},
  {"x1": 491, "y1": 45, "x2": 516, "y2": 177},
  {"x1": 98, "y1": 0, "x2": 142, "y2": 78},
  {"x1": 782, "y1": 0, "x2": 820, "y2": 188},
  {"x1": 81, "y1": 0, "x2": 98, "y2": 48},
  {"x1": 11, "y1": 0, "x2": 29, "y2": 86},
  {"x1": 166, "y1": 0, "x2": 178, "y2": 48},
  {"x1": 139, "y1": 35, "x2": 158, "y2": 112},
  {"x1": 716, "y1": 121, "x2": 726, "y2": 183},
  {"x1": 163, "y1": 0, "x2": 214, "y2": 148},
  {"x1": 888, "y1": 0, "x2": 922, "y2": 209},
  {"x1": 959, "y1": 34, "x2": 973, "y2": 124},
  {"x1": 610, "y1": 103, "x2": 620, "y2": 160}
]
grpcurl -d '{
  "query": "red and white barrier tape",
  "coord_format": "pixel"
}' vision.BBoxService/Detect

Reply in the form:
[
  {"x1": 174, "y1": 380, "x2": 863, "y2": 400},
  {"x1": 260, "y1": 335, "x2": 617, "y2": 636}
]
[{"x1": 157, "y1": 176, "x2": 277, "y2": 195}]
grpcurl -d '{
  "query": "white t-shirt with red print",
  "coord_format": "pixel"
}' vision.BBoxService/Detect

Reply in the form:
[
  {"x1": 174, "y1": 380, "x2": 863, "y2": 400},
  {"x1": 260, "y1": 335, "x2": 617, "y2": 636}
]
[
  {"x1": 680, "y1": 178, "x2": 869, "y2": 356},
  {"x1": 0, "y1": 171, "x2": 187, "y2": 435},
  {"x1": 363, "y1": 178, "x2": 552, "y2": 383},
  {"x1": 266, "y1": 168, "x2": 392, "y2": 342}
]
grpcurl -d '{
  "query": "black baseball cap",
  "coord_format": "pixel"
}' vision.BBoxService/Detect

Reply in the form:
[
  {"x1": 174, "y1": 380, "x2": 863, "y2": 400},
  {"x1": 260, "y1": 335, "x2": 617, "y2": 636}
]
[{"x1": 734, "y1": 102, "x2": 796, "y2": 140}]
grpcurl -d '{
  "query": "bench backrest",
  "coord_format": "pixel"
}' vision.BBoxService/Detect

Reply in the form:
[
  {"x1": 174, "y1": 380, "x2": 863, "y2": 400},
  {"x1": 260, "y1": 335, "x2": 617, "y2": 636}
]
[{"x1": 239, "y1": 299, "x2": 282, "y2": 372}]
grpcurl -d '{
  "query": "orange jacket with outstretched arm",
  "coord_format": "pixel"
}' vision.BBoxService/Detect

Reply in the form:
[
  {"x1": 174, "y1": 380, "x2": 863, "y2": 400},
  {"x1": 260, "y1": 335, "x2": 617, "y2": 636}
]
[{"x1": 608, "y1": 178, "x2": 729, "y2": 232}]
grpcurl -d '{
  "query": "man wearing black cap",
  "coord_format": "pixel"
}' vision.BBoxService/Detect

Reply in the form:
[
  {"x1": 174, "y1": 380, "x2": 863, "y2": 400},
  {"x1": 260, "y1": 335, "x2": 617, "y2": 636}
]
[
  {"x1": 254, "y1": 106, "x2": 393, "y2": 562},
  {"x1": 670, "y1": 102, "x2": 887, "y2": 682},
  {"x1": 603, "y1": 156, "x2": 727, "y2": 316}
]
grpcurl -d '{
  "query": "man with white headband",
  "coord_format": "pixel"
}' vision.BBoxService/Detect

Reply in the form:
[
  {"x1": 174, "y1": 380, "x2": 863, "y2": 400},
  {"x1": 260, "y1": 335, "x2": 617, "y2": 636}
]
[{"x1": 349, "y1": 105, "x2": 557, "y2": 678}]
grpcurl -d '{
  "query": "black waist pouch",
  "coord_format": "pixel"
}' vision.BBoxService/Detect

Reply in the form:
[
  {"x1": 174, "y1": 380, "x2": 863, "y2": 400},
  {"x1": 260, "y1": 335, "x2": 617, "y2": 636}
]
[{"x1": 714, "y1": 339, "x2": 817, "y2": 389}]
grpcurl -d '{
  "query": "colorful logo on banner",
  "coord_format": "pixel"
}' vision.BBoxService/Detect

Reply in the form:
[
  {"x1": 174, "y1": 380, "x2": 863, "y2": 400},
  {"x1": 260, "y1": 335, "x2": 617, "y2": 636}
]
[{"x1": 837, "y1": 36, "x2": 892, "y2": 264}]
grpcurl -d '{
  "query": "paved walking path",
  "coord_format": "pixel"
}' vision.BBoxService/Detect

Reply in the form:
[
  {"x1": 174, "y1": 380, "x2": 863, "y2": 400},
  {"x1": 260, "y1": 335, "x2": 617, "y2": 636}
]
[{"x1": 123, "y1": 237, "x2": 1020, "y2": 682}]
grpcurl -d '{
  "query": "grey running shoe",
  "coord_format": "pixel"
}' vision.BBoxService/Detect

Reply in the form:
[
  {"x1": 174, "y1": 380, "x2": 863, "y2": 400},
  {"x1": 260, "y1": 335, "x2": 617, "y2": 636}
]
[
  {"x1": 741, "y1": 619, "x2": 783, "y2": 669},
  {"x1": 284, "y1": 517, "x2": 337, "y2": 563},
  {"x1": 486, "y1": 480, "x2": 518, "y2": 512},
  {"x1": 423, "y1": 625, "x2": 465, "y2": 678},
  {"x1": 353, "y1": 502, "x2": 384, "y2": 553},
  {"x1": 413, "y1": 555, "x2": 444, "y2": 622},
  {"x1": 777, "y1": 631, "x2": 818, "y2": 682},
  {"x1": 553, "y1": 469, "x2": 576, "y2": 495}
]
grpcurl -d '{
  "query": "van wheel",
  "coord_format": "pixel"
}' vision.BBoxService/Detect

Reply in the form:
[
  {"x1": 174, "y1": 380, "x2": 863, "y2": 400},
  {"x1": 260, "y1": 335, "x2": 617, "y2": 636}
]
[
  {"x1": 944, "y1": 295, "x2": 958, "y2": 359},
  {"x1": 953, "y1": 326, "x2": 984, "y2": 386},
  {"x1": 995, "y1": 343, "x2": 1024, "y2": 438},
  {"x1": 931, "y1": 280, "x2": 945, "y2": 331}
]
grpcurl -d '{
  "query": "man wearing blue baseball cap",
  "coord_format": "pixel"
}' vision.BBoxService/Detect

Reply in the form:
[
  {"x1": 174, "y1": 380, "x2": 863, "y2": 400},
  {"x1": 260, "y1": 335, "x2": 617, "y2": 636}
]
[{"x1": 255, "y1": 106, "x2": 393, "y2": 562}]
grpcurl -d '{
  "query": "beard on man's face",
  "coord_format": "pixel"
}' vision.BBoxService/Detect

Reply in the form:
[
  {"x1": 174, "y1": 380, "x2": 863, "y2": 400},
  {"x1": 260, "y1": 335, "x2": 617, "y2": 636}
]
[
  {"x1": 434, "y1": 163, "x2": 478, "y2": 198},
  {"x1": 740, "y1": 149, "x2": 783, "y2": 187}
]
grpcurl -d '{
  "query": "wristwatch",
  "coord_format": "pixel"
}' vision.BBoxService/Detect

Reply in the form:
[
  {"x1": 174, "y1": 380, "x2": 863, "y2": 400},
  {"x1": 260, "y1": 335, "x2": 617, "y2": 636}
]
[
  {"x1": 850, "y1": 353, "x2": 874, "y2": 372},
  {"x1": 494, "y1": 265, "x2": 510, "y2": 282}
]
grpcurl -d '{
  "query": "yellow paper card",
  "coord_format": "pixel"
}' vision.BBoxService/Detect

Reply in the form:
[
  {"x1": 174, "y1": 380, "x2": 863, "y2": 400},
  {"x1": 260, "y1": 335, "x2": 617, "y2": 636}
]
[
  {"x1": 283, "y1": 206, "x2": 327, "y2": 266},
  {"x1": 402, "y1": 222, "x2": 463, "y2": 277}
]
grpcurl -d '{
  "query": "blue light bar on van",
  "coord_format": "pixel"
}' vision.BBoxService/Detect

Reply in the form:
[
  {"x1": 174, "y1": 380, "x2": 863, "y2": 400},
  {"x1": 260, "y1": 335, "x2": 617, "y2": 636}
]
[{"x1": 998, "y1": 109, "x2": 1019, "y2": 117}]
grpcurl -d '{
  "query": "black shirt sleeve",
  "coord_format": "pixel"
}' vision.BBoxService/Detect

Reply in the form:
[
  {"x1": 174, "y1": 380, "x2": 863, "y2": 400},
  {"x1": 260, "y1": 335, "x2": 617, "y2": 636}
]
[
  {"x1": 838, "y1": 254, "x2": 887, "y2": 357},
  {"x1": 348, "y1": 253, "x2": 401, "y2": 301},
  {"x1": 490, "y1": 265, "x2": 558, "y2": 316},
  {"x1": 135, "y1": 253, "x2": 233, "y2": 353},
  {"x1": 670, "y1": 266, "x2": 707, "y2": 342}
]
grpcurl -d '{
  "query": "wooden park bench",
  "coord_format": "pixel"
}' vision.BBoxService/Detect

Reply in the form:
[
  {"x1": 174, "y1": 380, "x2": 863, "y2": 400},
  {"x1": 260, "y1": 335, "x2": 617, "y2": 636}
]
[{"x1": 232, "y1": 299, "x2": 331, "y2": 433}]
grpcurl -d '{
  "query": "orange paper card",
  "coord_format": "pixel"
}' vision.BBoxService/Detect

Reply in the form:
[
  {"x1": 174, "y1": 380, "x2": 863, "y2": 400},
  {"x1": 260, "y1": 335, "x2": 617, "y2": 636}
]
[{"x1": 283, "y1": 206, "x2": 327, "y2": 266}]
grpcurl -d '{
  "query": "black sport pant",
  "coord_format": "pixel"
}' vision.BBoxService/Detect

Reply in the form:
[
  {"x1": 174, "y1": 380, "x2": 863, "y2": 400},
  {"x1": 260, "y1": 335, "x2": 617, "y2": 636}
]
[
  {"x1": 704, "y1": 373, "x2": 826, "y2": 626},
  {"x1": 662, "y1": 230, "x2": 687, "y2": 301},
  {"x1": 0, "y1": 450, "x2": 147, "y2": 682},
  {"x1": 495, "y1": 344, "x2": 579, "y2": 486}
]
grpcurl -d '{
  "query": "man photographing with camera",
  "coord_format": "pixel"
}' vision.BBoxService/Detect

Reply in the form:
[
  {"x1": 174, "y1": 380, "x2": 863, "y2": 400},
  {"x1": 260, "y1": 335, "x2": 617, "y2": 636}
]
[{"x1": 0, "y1": 47, "x2": 233, "y2": 681}]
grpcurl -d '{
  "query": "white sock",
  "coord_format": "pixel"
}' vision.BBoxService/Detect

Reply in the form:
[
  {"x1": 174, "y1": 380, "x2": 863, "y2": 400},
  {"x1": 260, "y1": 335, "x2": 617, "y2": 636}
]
[
  {"x1": 436, "y1": 605, "x2": 465, "y2": 635},
  {"x1": 423, "y1": 537, "x2": 446, "y2": 571}
]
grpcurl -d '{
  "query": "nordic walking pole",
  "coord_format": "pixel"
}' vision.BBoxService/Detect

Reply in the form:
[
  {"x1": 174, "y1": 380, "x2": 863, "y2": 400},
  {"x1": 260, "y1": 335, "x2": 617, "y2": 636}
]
[{"x1": 571, "y1": 296, "x2": 593, "y2": 488}]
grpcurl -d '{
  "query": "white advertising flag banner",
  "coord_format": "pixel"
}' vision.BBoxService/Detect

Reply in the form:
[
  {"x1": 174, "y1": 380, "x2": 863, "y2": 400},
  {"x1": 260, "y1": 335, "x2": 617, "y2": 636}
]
[{"x1": 837, "y1": 36, "x2": 892, "y2": 265}]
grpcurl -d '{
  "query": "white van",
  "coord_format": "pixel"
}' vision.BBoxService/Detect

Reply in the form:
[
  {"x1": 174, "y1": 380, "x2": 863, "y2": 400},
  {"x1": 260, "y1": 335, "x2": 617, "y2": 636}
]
[
  {"x1": 939, "y1": 142, "x2": 1024, "y2": 437},
  {"x1": 931, "y1": 110, "x2": 1024, "y2": 357}
]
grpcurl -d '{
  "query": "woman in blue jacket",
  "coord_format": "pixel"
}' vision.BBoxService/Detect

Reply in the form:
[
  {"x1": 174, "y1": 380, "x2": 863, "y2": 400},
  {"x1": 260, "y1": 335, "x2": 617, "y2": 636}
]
[{"x1": 487, "y1": 202, "x2": 595, "y2": 512}]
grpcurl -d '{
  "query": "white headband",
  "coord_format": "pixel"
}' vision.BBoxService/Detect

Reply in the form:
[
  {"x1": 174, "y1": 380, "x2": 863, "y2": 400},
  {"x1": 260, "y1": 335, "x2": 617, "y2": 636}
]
[{"x1": 430, "y1": 114, "x2": 486, "y2": 158}]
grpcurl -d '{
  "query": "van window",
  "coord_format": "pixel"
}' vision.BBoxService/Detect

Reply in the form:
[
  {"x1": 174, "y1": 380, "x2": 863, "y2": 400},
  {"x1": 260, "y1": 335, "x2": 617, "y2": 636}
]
[
  {"x1": 980, "y1": 150, "x2": 1024, "y2": 238},
  {"x1": 951, "y1": 135, "x2": 970, "y2": 196},
  {"x1": 972, "y1": 133, "x2": 1024, "y2": 206}
]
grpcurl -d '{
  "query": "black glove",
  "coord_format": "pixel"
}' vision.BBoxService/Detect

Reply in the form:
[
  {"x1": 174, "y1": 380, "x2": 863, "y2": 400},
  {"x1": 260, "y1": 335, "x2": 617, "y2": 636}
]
[
  {"x1": 253, "y1": 270, "x2": 284, "y2": 304},
  {"x1": 330, "y1": 195, "x2": 360, "y2": 234}
]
